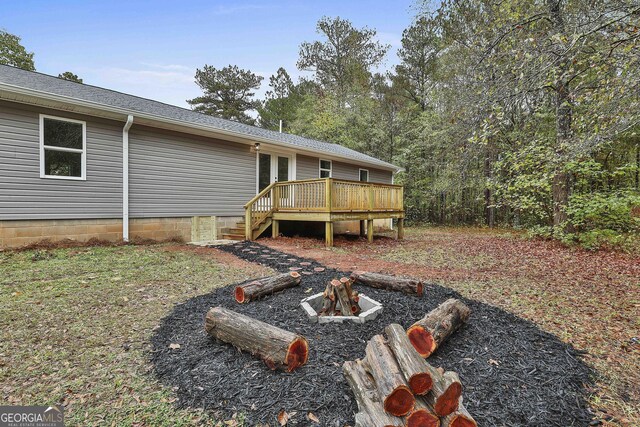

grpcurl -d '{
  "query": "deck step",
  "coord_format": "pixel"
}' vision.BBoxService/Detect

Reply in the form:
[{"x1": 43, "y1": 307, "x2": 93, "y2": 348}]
[
  {"x1": 222, "y1": 233, "x2": 245, "y2": 241},
  {"x1": 222, "y1": 227, "x2": 245, "y2": 234}
]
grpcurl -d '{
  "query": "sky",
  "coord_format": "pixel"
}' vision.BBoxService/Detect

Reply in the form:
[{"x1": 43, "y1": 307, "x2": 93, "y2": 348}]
[{"x1": 1, "y1": 0, "x2": 420, "y2": 108}]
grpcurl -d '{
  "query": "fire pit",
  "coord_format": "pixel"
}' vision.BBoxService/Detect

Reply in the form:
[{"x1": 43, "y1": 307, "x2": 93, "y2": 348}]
[{"x1": 300, "y1": 292, "x2": 383, "y2": 324}]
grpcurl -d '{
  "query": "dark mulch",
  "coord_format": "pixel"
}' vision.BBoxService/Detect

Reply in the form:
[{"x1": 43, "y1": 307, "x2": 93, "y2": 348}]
[{"x1": 150, "y1": 241, "x2": 594, "y2": 426}]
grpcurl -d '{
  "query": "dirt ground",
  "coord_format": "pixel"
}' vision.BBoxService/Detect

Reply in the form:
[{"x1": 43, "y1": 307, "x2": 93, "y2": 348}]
[{"x1": 260, "y1": 227, "x2": 640, "y2": 427}]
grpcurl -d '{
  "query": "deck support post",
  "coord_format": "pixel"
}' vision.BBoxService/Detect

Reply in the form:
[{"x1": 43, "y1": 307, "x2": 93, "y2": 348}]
[
  {"x1": 325, "y1": 222, "x2": 334, "y2": 247},
  {"x1": 367, "y1": 219, "x2": 374, "y2": 243},
  {"x1": 397, "y1": 218, "x2": 405, "y2": 240},
  {"x1": 245, "y1": 206, "x2": 253, "y2": 240},
  {"x1": 272, "y1": 219, "x2": 279, "y2": 238},
  {"x1": 359, "y1": 220, "x2": 366, "y2": 237}
]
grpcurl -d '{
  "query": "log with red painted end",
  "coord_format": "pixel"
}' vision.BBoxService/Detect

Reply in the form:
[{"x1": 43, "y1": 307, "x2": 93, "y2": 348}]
[
  {"x1": 426, "y1": 371, "x2": 462, "y2": 417},
  {"x1": 384, "y1": 323, "x2": 439, "y2": 395},
  {"x1": 406, "y1": 398, "x2": 441, "y2": 427},
  {"x1": 343, "y1": 360, "x2": 404, "y2": 427},
  {"x1": 350, "y1": 271, "x2": 423, "y2": 296},
  {"x1": 441, "y1": 400, "x2": 476, "y2": 427},
  {"x1": 407, "y1": 298, "x2": 471, "y2": 358},
  {"x1": 363, "y1": 335, "x2": 415, "y2": 416},
  {"x1": 234, "y1": 272, "x2": 301, "y2": 303},
  {"x1": 204, "y1": 306, "x2": 308, "y2": 372}
]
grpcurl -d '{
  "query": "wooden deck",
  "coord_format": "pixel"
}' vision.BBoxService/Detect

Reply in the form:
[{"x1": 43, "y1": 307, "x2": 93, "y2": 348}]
[{"x1": 244, "y1": 178, "x2": 405, "y2": 246}]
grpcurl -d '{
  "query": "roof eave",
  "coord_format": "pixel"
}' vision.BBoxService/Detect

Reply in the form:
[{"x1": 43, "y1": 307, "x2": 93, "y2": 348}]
[{"x1": 0, "y1": 82, "x2": 402, "y2": 173}]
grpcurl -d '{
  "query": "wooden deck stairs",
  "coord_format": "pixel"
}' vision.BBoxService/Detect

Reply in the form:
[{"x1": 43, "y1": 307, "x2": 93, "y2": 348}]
[{"x1": 243, "y1": 178, "x2": 404, "y2": 247}]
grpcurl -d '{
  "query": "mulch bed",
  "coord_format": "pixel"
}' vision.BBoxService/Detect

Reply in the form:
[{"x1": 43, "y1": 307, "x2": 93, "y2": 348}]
[{"x1": 150, "y1": 241, "x2": 594, "y2": 426}]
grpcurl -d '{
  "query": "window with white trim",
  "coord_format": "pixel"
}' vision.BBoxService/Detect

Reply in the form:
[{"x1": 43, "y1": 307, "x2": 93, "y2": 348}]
[
  {"x1": 319, "y1": 159, "x2": 332, "y2": 178},
  {"x1": 359, "y1": 168, "x2": 369, "y2": 182},
  {"x1": 40, "y1": 115, "x2": 86, "y2": 180}
]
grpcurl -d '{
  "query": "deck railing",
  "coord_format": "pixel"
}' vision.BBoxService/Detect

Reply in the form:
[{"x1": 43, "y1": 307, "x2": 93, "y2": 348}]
[{"x1": 244, "y1": 178, "x2": 403, "y2": 238}]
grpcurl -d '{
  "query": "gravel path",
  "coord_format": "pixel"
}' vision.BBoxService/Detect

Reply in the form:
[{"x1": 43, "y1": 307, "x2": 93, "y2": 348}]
[{"x1": 150, "y1": 241, "x2": 594, "y2": 426}]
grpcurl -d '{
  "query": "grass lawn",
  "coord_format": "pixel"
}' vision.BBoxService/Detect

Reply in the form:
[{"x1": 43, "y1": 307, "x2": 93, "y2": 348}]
[
  {"x1": 264, "y1": 227, "x2": 640, "y2": 427},
  {"x1": 0, "y1": 244, "x2": 271, "y2": 426},
  {"x1": 1, "y1": 230, "x2": 638, "y2": 426}
]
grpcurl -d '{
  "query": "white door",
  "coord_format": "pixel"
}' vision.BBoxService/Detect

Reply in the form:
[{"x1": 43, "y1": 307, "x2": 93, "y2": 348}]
[{"x1": 257, "y1": 152, "x2": 292, "y2": 193}]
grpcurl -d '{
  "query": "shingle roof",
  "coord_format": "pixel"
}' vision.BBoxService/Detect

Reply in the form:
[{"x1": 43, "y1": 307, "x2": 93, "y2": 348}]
[{"x1": 0, "y1": 65, "x2": 400, "y2": 171}]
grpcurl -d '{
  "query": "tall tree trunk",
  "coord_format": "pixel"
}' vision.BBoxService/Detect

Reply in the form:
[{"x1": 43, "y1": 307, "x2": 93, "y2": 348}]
[
  {"x1": 484, "y1": 151, "x2": 495, "y2": 228},
  {"x1": 636, "y1": 142, "x2": 640, "y2": 191},
  {"x1": 548, "y1": 0, "x2": 573, "y2": 232}
]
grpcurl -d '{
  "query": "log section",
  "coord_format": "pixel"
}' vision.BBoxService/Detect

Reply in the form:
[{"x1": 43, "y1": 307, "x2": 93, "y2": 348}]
[
  {"x1": 407, "y1": 299, "x2": 470, "y2": 358},
  {"x1": 351, "y1": 271, "x2": 423, "y2": 296},
  {"x1": 363, "y1": 335, "x2": 415, "y2": 416},
  {"x1": 204, "y1": 306, "x2": 308, "y2": 372},
  {"x1": 234, "y1": 272, "x2": 301, "y2": 303}
]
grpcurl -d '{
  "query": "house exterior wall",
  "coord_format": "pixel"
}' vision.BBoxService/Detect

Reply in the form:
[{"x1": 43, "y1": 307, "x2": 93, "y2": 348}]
[
  {"x1": 0, "y1": 100, "x2": 123, "y2": 220},
  {"x1": 128, "y1": 125, "x2": 256, "y2": 218},
  {"x1": 296, "y1": 154, "x2": 393, "y2": 184},
  {"x1": 0, "y1": 99, "x2": 397, "y2": 248}
]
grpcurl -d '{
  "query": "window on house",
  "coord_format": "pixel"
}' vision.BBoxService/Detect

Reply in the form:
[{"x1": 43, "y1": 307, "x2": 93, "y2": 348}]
[
  {"x1": 359, "y1": 169, "x2": 369, "y2": 182},
  {"x1": 40, "y1": 115, "x2": 86, "y2": 179},
  {"x1": 319, "y1": 159, "x2": 332, "y2": 178}
]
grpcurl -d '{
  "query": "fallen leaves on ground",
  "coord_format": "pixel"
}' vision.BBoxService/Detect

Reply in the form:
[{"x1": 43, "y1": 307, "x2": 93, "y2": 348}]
[{"x1": 263, "y1": 227, "x2": 640, "y2": 427}]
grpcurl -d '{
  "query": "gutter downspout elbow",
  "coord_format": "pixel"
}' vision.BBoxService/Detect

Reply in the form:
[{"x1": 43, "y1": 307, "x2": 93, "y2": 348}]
[{"x1": 123, "y1": 115, "x2": 134, "y2": 242}]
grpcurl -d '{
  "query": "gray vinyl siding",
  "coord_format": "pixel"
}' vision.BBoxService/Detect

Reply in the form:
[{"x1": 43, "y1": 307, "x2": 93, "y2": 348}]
[
  {"x1": 296, "y1": 154, "x2": 319, "y2": 180},
  {"x1": 369, "y1": 167, "x2": 393, "y2": 184},
  {"x1": 0, "y1": 101, "x2": 123, "y2": 220},
  {"x1": 128, "y1": 126, "x2": 255, "y2": 217},
  {"x1": 296, "y1": 153, "x2": 393, "y2": 184}
]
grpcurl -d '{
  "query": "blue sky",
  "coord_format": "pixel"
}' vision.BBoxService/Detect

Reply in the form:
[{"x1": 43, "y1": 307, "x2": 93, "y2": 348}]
[{"x1": 2, "y1": 0, "x2": 419, "y2": 107}]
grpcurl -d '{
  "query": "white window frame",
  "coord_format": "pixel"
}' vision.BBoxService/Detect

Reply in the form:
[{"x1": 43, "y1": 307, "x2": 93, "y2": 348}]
[
  {"x1": 39, "y1": 114, "x2": 87, "y2": 180},
  {"x1": 319, "y1": 159, "x2": 332, "y2": 178},
  {"x1": 359, "y1": 168, "x2": 369, "y2": 182}
]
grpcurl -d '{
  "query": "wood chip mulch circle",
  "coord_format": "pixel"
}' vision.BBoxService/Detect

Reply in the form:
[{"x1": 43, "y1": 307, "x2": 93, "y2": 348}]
[{"x1": 150, "y1": 241, "x2": 594, "y2": 426}]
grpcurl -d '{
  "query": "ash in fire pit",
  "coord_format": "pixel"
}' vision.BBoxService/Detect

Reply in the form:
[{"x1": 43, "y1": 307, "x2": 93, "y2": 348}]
[{"x1": 301, "y1": 292, "x2": 383, "y2": 324}]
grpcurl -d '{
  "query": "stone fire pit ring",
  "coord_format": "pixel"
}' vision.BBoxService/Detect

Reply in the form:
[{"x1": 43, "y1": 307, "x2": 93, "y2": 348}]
[{"x1": 300, "y1": 292, "x2": 383, "y2": 324}]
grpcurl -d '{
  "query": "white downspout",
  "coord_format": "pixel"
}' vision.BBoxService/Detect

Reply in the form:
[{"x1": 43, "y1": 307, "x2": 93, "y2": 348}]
[{"x1": 122, "y1": 115, "x2": 134, "y2": 241}]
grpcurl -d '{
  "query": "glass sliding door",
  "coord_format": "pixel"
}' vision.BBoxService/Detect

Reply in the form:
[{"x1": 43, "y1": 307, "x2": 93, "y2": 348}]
[
  {"x1": 277, "y1": 156, "x2": 289, "y2": 182},
  {"x1": 258, "y1": 153, "x2": 272, "y2": 192}
]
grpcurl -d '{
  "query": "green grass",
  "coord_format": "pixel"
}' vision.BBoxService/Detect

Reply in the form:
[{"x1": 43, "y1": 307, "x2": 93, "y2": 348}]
[{"x1": 0, "y1": 244, "x2": 270, "y2": 426}]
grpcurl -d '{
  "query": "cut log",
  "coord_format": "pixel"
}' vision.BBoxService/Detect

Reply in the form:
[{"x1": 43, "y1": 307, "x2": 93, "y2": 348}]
[
  {"x1": 333, "y1": 279, "x2": 354, "y2": 316},
  {"x1": 204, "y1": 306, "x2": 308, "y2": 372},
  {"x1": 351, "y1": 271, "x2": 423, "y2": 296},
  {"x1": 363, "y1": 335, "x2": 415, "y2": 416},
  {"x1": 343, "y1": 360, "x2": 404, "y2": 427},
  {"x1": 406, "y1": 397, "x2": 440, "y2": 427},
  {"x1": 384, "y1": 323, "x2": 439, "y2": 395},
  {"x1": 440, "y1": 400, "x2": 476, "y2": 427},
  {"x1": 234, "y1": 272, "x2": 301, "y2": 303},
  {"x1": 320, "y1": 282, "x2": 336, "y2": 315},
  {"x1": 407, "y1": 299, "x2": 471, "y2": 358},
  {"x1": 425, "y1": 371, "x2": 462, "y2": 417}
]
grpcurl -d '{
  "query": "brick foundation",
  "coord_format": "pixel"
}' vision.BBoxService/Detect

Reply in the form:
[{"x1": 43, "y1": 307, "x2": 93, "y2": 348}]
[
  {"x1": 129, "y1": 217, "x2": 192, "y2": 242},
  {"x1": 0, "y1": 219, "x2": 123, "y2": 248}
]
